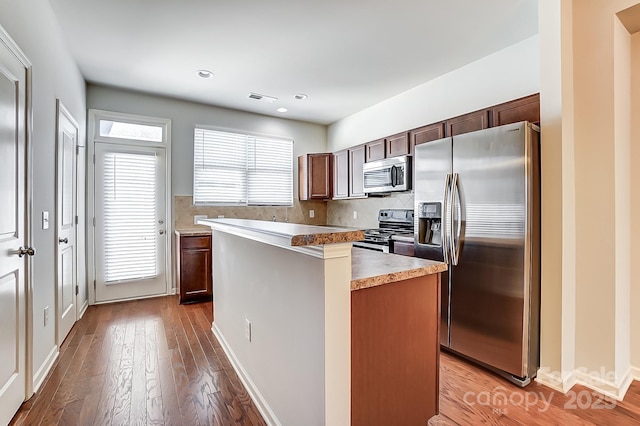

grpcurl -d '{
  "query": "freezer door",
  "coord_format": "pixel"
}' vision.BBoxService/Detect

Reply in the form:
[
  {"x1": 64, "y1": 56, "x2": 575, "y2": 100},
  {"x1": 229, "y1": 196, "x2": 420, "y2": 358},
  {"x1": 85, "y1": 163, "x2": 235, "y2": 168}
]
[
  {"x1": 449, "y1": 122, "x2": 533, "y2": 379},
  {"x1": 413, "y1": 137, "x2": 451, "y2": 347}
]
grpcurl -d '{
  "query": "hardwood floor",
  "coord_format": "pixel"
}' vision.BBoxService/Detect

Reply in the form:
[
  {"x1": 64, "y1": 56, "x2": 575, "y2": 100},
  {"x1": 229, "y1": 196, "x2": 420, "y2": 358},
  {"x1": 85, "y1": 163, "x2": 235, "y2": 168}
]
[
  {"x1": 10, "y1": 296, "x2": 265, "y2": 426},
  {"x1": 10, "y1": 296, "x2": 640, "y2": 425},
  {"x1": 432, "y1": 351, "x2": 640, "y2": 425}
]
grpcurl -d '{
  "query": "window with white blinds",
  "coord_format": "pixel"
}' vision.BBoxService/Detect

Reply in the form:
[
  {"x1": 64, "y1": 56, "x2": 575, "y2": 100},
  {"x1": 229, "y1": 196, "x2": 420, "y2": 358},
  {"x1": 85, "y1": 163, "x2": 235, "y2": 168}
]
[
  {"x1": 194, "y1": 128, "x2": 293, "y2": 206},
  {"x1": 103, "y1": 151, "x2": 158, "y2": 283}
]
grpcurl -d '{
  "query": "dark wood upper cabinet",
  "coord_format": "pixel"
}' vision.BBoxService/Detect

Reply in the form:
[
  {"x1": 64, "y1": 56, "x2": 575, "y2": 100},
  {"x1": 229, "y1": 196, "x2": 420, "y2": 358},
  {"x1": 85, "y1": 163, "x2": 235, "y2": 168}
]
[
  {"x1": 365, "y1": 139, "x2": 386, "y2": 162},
  {"x1": 445, "y1": 108, "x2": 490, "y2": 137},
  {"x1": 176, "y1": 233, "x2": 212, "y2": 304},
  {"x1": 298, "y1": 153, "x2": 332, "y2": 200},
  {"x1": 385, "y1": 132, "x2": 410, "y2": 158},
  {"x1": 333, "y1": 149, "x2": 349, "y2": 200},
  {"x1": 410, "y1": 122, "x2": 445, "y2": 154},
  {"x1": 349, "y1": 145, "x2": 366, "y2": 198},
  {"x1": 491, "y1": 93, "x2": 540, "y2": 127}
]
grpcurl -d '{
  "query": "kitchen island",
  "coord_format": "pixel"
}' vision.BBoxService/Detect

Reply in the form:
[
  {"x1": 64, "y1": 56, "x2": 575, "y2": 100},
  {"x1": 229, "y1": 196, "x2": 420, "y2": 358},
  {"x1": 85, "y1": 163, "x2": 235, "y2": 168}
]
[{"x1": 197, "y1": 218, "x2": 447, "y2": 426}]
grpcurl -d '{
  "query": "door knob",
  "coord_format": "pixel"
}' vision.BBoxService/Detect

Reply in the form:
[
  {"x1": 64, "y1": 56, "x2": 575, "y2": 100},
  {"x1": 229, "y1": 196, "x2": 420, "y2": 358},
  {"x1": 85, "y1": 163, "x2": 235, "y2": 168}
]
[
  {"x1": 159, "y1": 230, "x2": 165, "y2": 235},
  {"x1": 17, "y1": 246, "x2": 36, "y2": 257},
  {"x1": 58, "y1": 237, "x2": 68, "y2": 244}
]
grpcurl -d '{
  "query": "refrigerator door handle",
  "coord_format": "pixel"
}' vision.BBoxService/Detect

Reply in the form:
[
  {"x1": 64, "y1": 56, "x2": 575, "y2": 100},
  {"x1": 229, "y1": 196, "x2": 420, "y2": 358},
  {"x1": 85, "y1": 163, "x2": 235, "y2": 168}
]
[
  {"x1": 442, "y1": 173, "x2": 452, "y2": 264},
  {"x1": 451, "y1": 172, "x2": 462, "y2": 266}
]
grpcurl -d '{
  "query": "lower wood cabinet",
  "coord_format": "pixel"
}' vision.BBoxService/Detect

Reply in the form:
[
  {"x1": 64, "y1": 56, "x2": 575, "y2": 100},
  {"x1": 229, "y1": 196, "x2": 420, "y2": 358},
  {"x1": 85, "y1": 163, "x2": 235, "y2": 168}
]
[
  {"x1": 175, "y1": 232, "x2": 212, "y2": 304},
  {"x1": 351, "y1": 273, "x2": 440, "y2": 425}
]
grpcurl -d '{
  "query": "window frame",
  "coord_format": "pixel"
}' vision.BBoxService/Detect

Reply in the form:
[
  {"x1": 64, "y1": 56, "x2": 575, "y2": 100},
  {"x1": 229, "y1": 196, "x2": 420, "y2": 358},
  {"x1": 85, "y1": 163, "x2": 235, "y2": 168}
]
[{"x1": 193, "y1": 125, "x2": 294, "y2": 207}]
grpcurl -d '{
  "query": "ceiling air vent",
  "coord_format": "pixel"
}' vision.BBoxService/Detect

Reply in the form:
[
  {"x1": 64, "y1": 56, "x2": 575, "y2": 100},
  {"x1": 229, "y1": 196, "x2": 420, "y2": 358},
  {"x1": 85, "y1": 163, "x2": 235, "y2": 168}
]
[{"x1": 247, "y1": 92, "x2": 278, "y2": 103}]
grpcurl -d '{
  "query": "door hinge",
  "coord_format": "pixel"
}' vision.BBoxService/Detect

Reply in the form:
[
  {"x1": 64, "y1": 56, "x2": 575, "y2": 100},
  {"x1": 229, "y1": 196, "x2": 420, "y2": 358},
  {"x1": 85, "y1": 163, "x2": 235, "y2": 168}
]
[
  {"x1": 75, "y1": 215, "x2": 78, "y2": 225},
  {"x1": 75, "y1": 284, "x2": 79, "y2": 295},
  {"x1": 93, "y1": 154, "x2": 95, "y2": 164},
  {"x1": 76, "y1": 145, "x2": 80, "y2": 155},
  {"x1": 93, "y1": 280, "x2": 96, "y2": 290},
  {"x1": 92, "y1": 217, "x2": 95, "y2": 227}
]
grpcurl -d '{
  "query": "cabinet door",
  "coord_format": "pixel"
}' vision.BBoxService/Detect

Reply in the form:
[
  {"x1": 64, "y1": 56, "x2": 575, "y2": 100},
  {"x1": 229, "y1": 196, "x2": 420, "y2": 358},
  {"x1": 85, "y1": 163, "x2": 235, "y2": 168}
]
[
  {"x1": 178, "y1": 235, "x2": 212, "y2": 304},
  {"x1": 308, "y1": 153, "x2": 332, "y2": 199},
  {"x1": 410, "y1": 122, "x2": 445, "y2": 155},
  {"x1": 445, "y1": 109, "x2": 490, "y2": 137},
  {"x1": 385, "y1": 132, "x2": 410, "y2": 158},
  {"x1": 333, "y1": 150, "x2": 349, "y2": 199},
  {"x1": 365, "y1": 139, "x2": 386, "y2": 162},
  {"x1": 491, "y1": 93, "x2": 540, "y2": 127},
  {"x1": 349, "y1": 145, "x2": 366, "y2": 198}
]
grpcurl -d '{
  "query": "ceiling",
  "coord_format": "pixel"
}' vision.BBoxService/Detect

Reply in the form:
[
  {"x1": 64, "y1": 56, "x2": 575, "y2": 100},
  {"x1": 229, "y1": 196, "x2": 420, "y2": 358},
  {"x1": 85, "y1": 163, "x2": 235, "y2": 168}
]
[{"x1": 50, "y1": 0, "x2": 538, "y2": 125}]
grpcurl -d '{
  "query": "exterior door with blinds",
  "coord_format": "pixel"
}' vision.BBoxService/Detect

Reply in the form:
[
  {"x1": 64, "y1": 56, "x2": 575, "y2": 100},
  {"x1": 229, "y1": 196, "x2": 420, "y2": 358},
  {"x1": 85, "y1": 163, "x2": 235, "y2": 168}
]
[{"x1": 94, "y1": 143, "x2": 167, "y2": 302}]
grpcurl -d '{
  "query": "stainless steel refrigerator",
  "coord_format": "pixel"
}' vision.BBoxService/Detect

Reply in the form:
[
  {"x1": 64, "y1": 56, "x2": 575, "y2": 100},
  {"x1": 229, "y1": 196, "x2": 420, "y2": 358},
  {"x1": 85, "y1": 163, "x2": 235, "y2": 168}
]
[{"x1": 414, "y1": 121, "x2": 540, "y2": 386}]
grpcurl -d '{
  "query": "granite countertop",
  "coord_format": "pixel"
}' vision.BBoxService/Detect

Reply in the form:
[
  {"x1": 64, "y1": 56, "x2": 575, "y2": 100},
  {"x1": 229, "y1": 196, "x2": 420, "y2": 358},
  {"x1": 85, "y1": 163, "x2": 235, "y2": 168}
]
[
  {"x1": 197, "y1": 218, "x2": 364, "y2": 247},
  {"x1": 351, "y1": 248, "x2": 447, "y2": 291},
  {"x1": 175, "y1": 228, "x2": 212, "y2": 236}
]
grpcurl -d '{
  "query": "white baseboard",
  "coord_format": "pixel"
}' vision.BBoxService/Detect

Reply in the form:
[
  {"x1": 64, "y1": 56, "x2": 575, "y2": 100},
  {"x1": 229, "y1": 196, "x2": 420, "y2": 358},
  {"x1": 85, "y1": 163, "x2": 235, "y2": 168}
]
[
  {"x1": 537, "y1": 366, "x2": 635, "y2": 401},
  {"x1": 32, "y1": 345, "x2": 59, "y2": 393},
  {"x1": 535, "y1": 368, "x2": 577, "y2": 393},
  {"x1": 212, "y1": 323, "x2": 280, "y2": 426},
  {"x1": 632, "y1": 366, "x2": 640, "y2": 381},
  {"x1": 574, "y1": 367, "x2": 634, "y2": 401},
  {"x1": 77, "y1": 299, "x2": 89, "y2": 320}
]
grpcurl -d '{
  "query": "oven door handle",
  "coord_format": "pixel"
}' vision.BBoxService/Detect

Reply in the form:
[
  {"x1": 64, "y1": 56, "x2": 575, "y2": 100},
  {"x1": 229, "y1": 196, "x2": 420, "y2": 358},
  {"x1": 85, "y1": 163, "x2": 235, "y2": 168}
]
[{"x1": 390, "y1": 165, "x2": 397, "y2": 187}]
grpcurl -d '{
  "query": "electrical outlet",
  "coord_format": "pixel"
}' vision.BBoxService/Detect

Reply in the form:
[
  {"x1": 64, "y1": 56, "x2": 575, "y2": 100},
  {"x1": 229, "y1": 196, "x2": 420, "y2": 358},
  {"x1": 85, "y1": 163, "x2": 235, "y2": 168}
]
[
  {"x1": 44, "y1": 306, "x2": 49, "y2": 326},
  {"x1": 194, "y1": 214, "x2": 207, "y2": 224},
  {"x1": 309, "y1": 209, "x2": 315, "y2": 218},
  {"x1": 353, "y1": 211, "x2": 358, "y2": 219},
  {"x1": 245, "y1": 319, "x2": 252, "y2": 342},
  {"x1": 217, "y1": 215, "x2": 225, "y2": 218}
]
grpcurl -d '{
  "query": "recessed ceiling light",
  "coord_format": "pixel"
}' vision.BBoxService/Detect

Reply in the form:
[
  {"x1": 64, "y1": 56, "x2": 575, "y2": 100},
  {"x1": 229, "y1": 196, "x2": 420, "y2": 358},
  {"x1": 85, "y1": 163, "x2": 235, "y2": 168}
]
[
  {"x1": 276, "y1": 107, "x2": 288, "y2": 113},
  {"x1": 294, "y1": 93, "x2": 308, "y2": 100},
  {"x1": 197, "y1": 69, "x2": 214, "y2": 79}
]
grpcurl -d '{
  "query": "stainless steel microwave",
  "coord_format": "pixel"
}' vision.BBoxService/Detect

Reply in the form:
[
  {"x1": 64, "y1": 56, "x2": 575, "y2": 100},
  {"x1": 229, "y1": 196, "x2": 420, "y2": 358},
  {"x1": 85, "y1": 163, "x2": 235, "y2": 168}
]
[{"x1": 363, "y1": 155, "x2": 411, "y2": 193}]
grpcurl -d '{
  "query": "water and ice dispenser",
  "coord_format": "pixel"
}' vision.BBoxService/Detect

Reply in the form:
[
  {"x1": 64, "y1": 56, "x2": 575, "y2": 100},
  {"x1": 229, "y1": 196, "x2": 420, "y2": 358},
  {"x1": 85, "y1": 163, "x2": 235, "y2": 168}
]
[{"x1": 417, "y1": 202, "x2": 442, "y2": 247}]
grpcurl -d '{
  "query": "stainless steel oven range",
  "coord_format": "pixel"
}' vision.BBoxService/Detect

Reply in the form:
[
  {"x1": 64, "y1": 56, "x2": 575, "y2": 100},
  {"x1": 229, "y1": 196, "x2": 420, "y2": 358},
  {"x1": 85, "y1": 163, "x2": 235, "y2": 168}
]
[{"x1": 353, "y1": 209, "x2": 414, "y2": 253}]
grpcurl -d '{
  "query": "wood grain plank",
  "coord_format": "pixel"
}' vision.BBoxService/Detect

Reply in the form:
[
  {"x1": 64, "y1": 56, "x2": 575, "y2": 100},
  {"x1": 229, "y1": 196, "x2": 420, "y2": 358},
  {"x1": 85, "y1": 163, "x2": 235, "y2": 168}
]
[
  {"x1": 110, "y1": 316, "x2": 136, "y2": 425},
  {"x1": 76, "y1": 374, "x2": 105, "y2": 426},
  {"x1": 129, "y1": 318, "x2": 147, "y2": 426},
  {"x1": 145, "y1": 317, "x2": 164, "y2": 425},
  {"x1": 13, "y1": 295, "x2": 640, "y2": 426}
]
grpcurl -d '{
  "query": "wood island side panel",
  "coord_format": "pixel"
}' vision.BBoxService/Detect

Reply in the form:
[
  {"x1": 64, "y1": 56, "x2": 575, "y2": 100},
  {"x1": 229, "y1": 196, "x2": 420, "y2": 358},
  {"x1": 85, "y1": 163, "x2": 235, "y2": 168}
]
[{"x1": 351, "y1": 273, "x2": 441, "y2": 426}]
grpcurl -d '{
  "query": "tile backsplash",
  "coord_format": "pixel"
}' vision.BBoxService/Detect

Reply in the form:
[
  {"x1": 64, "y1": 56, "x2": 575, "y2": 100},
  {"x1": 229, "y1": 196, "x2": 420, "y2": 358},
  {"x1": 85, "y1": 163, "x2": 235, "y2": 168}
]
[
  {"x1": 174, "y1": 196, "x2": 328, "y2": 230},
  {"x1": 175, "y1": 192, "x2": 415, "y2": 231},
  {"x1": 327, "y1": 192, "x2": 415, "y2": 229}
]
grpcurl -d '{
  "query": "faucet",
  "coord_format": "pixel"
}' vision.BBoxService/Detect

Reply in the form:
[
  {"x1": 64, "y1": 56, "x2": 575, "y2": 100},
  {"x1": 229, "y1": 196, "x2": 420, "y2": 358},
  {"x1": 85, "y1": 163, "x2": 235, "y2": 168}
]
[{"x1": 272, "y1": 215, "x2": 276, "y2": 222}]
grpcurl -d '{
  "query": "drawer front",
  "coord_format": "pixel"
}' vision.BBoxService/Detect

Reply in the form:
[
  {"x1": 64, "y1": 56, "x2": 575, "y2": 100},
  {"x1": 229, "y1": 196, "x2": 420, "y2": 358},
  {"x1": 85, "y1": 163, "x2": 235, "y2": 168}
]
[{"x1": 180, "y1": 235, "x2": 211, "y2": 249}]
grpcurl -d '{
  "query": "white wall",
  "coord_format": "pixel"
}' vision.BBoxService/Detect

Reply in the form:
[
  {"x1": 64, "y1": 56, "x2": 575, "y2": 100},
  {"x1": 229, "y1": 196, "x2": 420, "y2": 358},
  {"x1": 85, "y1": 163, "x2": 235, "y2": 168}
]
[
  {"x1": 327, "y1": 35, "x2": 540, "y2": 151},
  {"x1": 536, "y1": 0, "x2": 640, "y2": 399},
  {"x1": 0, "y1": 0, "x2": 86, "y2": 390},
  {"x1": 211, "y1": 231, "x2": 351, "y2": 425},
  {"x1": 86, "y1": 85, "x2": 327, "y2": 197},
  {"x1": 631, "y1": 31, "x2": 640, "y2": 379}
]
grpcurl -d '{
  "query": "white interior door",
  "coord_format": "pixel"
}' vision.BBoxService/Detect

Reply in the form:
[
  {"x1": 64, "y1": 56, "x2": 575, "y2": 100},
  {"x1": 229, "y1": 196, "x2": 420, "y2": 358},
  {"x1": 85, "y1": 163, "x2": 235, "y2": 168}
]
[
  {"x1": 0, "y1": 30, "x2": 30, "y2": 425},
  {"x1": 94, "y1": 143, "x2": 167, "y2": 302},
  {"x1": 56, "y1": 100, "x2": 77, "y2": 344}
]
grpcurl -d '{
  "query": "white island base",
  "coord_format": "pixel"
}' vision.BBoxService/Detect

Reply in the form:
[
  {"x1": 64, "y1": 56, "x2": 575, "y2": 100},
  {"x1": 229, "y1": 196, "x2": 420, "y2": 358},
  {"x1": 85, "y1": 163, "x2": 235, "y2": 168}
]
[{"x1": 199, "y1": 218, "x2": 445, "y2": 426}]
